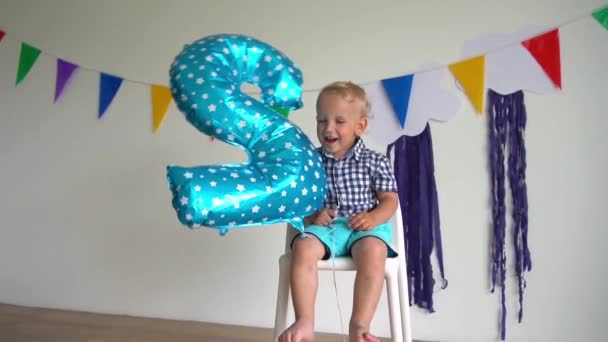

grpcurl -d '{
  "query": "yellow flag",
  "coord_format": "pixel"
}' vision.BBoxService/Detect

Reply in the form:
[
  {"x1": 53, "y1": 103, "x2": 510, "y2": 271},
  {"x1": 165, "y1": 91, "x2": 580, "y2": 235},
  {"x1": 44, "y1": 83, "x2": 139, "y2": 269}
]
[
  {"x1": 449, "y1": 55, "x2": 485, "y2": 114},
  {"x1": 151, "y1": 85, "x2": 172, "y2": 133}
]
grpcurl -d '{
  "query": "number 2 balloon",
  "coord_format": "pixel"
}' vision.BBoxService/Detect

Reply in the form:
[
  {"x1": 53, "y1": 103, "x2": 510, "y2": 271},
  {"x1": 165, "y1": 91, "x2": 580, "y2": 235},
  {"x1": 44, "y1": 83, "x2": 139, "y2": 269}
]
[{"x1": 166, "y1": 34, "x2": 327, "y2": 235}]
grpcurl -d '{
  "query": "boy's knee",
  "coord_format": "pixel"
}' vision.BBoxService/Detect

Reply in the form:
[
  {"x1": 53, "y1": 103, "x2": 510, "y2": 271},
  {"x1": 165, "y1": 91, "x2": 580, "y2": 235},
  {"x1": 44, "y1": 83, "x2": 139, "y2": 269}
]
[
  {"x1": 292, "y1": 235, "x2": 325, "y2": 261},
  {"x1": 352, "y1": 237, "x2": 387, "y2": 262}
]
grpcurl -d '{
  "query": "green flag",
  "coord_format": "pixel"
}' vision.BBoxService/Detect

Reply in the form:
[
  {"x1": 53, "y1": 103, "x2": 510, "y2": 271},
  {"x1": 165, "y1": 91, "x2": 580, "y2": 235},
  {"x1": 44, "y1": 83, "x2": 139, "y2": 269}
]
[
  {"x1": 593, "y1": 6, "x2": 608, "y2": 30},
  {"x1": 271, "y1": 105, "x2": 290, "y2": 118},
  {"x1": 16, "y1": 43, "x2": 42, "y2": 86}
]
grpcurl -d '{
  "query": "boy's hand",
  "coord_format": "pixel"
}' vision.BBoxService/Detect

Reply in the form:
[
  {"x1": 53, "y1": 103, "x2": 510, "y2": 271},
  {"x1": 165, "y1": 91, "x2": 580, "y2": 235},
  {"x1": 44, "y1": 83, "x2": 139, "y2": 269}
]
[
  {"x1": 311, "y1": 208, "x2": 336, "y2": 226},
  {"x1": 349, "y1": 211, "x2": 377, "y2": 231}
]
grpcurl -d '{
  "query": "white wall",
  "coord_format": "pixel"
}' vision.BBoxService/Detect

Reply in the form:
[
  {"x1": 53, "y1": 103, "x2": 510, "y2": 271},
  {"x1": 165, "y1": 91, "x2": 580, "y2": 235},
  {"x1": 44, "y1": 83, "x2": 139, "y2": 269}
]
[{"x1": 1, "y1": 0, "x2": 607, "y2": 341}]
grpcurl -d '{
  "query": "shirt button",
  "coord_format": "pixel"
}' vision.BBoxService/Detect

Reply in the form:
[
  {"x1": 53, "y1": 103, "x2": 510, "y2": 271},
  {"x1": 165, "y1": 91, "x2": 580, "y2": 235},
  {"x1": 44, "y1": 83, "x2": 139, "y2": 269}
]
[{"x1": 337, "y1": 179, "x2": 343, "y2": 185}]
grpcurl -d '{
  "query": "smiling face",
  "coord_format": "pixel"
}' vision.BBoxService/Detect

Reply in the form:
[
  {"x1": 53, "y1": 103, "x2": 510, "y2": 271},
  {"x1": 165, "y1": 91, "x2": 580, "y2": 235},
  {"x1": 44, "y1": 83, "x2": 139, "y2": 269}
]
[{"x1": 316, "y1": 92, "x2": 368, "y2": 160}]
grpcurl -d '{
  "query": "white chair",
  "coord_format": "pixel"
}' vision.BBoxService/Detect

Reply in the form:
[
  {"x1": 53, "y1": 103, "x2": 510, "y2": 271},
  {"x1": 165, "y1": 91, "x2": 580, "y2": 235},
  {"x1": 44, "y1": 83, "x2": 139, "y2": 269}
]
[{"x1": 273, "y1": 202, "x2": 412, "y2": 342}]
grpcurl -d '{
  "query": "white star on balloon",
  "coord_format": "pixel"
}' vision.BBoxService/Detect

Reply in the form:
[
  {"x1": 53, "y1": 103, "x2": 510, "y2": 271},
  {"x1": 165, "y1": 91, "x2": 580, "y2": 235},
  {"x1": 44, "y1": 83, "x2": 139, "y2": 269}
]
[
  {"x1": 252, "y1": 205, "x2": 260, "y2": 213},
  {"x1": 278, "y1": 205, "x2": 286, "y2": 213},
  {"x1": 184, "y1": 172, "x2": 193, "y2": 179},
  {"x1": 236, "y1": 184, "x2": 245, "y2": 192},
  {"x1": 180, "y1": 196, "x2": 189, "y2": 205}
]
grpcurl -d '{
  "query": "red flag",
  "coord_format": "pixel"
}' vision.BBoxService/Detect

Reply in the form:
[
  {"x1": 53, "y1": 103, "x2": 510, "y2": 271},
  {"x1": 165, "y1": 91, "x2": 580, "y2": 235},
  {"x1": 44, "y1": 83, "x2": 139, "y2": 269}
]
[{"x1": 522, "y1": 29, "x2": 561, "y2": 89}]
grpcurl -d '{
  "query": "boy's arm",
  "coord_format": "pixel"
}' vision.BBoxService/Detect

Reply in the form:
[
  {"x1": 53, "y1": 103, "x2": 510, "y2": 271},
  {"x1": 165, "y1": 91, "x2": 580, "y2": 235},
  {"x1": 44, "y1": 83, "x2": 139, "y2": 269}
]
[
  {"x1": 349, "y1": 191, "x2": 398, "y2": 230},
  {"x1": 369, "y1": 190, "x2": 398, "y2": 226}
]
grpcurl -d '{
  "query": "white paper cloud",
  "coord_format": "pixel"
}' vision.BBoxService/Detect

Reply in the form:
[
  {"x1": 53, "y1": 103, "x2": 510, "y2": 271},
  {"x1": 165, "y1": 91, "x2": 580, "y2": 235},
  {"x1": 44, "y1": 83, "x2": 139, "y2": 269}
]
[{"x1": 366, "y1": 65, "x2": 462, "y2": 145}]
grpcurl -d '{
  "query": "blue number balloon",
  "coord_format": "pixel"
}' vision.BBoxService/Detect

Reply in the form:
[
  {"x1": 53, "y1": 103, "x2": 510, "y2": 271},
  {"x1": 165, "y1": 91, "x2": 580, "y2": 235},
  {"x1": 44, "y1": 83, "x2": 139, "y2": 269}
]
[{"x1": 167, "y1": 34, "x2": 327, "y2": 235}]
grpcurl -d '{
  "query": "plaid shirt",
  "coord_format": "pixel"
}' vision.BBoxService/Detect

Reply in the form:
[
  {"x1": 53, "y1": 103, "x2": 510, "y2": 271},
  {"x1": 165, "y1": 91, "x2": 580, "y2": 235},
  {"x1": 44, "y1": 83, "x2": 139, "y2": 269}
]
[{"x1": 319, "y1": 139, "x2": 398, "y2": 217}]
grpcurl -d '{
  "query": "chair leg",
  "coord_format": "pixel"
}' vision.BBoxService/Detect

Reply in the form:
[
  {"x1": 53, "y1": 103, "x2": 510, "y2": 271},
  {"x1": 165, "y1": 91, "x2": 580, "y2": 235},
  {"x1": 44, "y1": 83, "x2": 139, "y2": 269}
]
[
  {"x1": 398, "y1": 261, "x2": 413, "y2": 342},
  {"x1": 273, "y1": 255, "x2": 291, "y2": 341},
  {"x1": 386, "y1": 270, "x2": 403, "y2": 342}
]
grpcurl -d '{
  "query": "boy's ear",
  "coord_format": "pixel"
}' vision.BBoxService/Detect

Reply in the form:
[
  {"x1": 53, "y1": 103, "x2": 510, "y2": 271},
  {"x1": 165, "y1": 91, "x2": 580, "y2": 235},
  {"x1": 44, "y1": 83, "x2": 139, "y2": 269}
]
[{"x1": 356, "y1": 115, "x2": 368, "y2": 136}]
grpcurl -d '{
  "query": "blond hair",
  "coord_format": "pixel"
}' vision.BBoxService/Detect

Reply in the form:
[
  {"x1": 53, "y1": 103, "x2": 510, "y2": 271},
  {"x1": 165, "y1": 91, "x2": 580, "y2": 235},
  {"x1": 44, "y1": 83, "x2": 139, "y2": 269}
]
[{"x1": 316, "y1": 81, "x2": 370, "y2": 117}]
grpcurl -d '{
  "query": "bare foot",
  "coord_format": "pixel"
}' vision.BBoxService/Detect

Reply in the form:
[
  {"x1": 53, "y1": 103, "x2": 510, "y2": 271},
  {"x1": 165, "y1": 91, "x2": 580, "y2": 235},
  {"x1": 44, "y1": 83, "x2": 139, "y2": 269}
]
[
  {"x1": 350, "y1": 326, "x2": 380, "y2": 342},
  {"x1": 278, "y1": 319, "x2": 315, "y2": 342}
]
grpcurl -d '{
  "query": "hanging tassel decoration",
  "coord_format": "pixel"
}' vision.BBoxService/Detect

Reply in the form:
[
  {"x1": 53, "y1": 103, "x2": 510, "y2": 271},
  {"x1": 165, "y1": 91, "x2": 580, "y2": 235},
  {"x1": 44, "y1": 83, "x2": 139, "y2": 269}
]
[
  {"x1": 387, "y1": 123, "x2": 447, "y2": 313},
  {"x1": 487, "y1": 89, "x2": 532, "y2": 340}
]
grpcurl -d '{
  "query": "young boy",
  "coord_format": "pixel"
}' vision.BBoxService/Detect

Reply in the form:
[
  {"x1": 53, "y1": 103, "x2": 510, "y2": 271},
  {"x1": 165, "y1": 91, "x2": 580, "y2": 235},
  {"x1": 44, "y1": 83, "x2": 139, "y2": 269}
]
[{"x1": 278, "y1": 81, "x2": 399, "y2": 342}]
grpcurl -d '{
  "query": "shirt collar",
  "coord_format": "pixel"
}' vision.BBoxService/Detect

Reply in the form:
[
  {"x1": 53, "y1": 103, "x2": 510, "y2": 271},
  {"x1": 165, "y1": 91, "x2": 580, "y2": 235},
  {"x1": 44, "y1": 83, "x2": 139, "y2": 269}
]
[{"x1": 322, "y1": 138, "x2": 365, "y2": 162}]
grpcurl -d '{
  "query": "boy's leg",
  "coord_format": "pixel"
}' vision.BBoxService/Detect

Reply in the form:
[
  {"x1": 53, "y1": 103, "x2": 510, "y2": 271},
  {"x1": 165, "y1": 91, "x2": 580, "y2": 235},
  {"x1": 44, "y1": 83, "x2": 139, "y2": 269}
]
[
  {"x1": 350, "y1": 237, "x2": 387, "y2": 342},
  {"x1": 278, "y1": 235, "x2": 326, "y2": 342}
]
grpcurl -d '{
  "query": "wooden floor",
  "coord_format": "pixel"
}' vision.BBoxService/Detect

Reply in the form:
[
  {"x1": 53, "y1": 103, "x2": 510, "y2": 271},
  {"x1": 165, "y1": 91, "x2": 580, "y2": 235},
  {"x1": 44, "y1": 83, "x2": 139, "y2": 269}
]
[{"x1": 0, "y1": 303, "x2": 393, "y2": 342}]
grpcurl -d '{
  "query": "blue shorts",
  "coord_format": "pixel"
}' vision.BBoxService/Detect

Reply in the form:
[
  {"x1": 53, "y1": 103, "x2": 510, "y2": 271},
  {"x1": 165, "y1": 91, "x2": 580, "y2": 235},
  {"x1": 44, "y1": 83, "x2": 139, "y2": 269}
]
[{"x1": 291, "y1": 218, "x2": 398, "y2": 260}]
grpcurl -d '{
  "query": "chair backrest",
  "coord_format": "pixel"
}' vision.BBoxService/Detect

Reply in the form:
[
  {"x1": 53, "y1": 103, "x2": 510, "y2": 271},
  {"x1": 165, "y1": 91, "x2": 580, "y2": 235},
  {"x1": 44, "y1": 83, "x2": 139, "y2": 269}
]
[{"x1": 284, "y1": 200, "x2": 405, "y2": 257}]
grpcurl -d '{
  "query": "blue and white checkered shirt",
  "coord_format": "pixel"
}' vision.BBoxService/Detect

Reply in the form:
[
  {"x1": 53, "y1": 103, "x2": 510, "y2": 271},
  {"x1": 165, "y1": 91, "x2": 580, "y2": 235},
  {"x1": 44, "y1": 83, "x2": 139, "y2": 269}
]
[{"x1": 318, "y1": 139, "x2": 398, "y2": 218}]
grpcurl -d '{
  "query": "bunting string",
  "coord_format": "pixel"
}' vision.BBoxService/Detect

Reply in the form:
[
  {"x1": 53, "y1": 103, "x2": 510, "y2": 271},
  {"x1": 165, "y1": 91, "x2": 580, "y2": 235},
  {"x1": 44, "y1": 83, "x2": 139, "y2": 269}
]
[{"x1": 0, "y1": 3, "x2": 605, "y2": 95}]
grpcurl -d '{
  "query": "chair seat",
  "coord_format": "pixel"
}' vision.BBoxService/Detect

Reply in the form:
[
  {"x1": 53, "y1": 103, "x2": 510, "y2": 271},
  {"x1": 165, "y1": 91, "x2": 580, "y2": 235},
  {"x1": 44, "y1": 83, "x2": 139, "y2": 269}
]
[{"x1": 279, "y1": 253, "x2": 400, "y2": 274}]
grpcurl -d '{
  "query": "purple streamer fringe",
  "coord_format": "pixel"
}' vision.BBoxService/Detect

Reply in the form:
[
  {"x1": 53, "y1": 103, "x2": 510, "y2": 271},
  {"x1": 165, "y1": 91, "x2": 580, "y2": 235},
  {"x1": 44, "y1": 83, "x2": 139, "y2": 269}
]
[
  {"x1": 387, "y1": 123, "x2": 447, "y2": 313},
  {"x1": 487, "y1": 89, "x2": 532, "y2": 340}
]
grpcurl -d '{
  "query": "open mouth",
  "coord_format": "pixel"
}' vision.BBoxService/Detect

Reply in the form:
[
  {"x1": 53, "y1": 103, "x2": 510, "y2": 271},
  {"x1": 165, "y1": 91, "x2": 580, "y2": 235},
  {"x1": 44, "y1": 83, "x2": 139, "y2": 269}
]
[{"x1": 324, "y1": 137, "x2": 338, "y2": 144}]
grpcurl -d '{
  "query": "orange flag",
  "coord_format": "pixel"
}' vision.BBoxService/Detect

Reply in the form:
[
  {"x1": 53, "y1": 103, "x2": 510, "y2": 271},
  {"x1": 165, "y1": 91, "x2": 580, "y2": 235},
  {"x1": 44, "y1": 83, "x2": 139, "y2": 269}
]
[
  {"x1": 449, "y1": 55, "x2": 486, "y2": 114},
  {"x1": 151, "y1": 85, "x2": 172, "y2": 133}
]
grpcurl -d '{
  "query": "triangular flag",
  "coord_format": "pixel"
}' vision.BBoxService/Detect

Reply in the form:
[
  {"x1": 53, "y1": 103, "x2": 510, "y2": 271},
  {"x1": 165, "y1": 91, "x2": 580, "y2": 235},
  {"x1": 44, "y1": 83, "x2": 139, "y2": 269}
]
[
  {"x1": 593, "y1": 6, "x2": 608, "y2": 30},
  {"x1": 0, "y1": 30, "x2": 5, "y2": 43},
  {"x1": 99, "y1": 73, "x2": 123, "y2": 118},
  {"x1": 522, "y1": 29, "x2": 561, "y2": 89},
  {"x1": 271, "y1": 105, "x2": 290, "y2": 118},
  {"x1": 381, "y1": 74, "x2": 414, "y2": 128},
  {"x1": 449, "y1": 55, "x2": 486, "y2": 113},
  {"x1": 151, "y1": 85, "x2": 172, "y2": 133},
  {"x1": 54, "y1": 59, "x2": 78, "y2": 102},
  {"x1": 16, "y1": 43, "x2": 42, "y2": 86}
]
